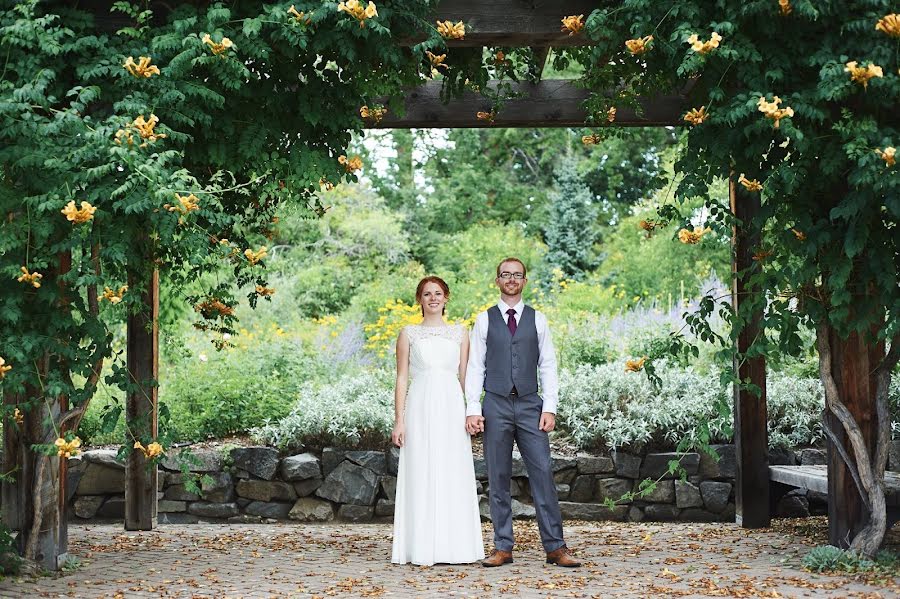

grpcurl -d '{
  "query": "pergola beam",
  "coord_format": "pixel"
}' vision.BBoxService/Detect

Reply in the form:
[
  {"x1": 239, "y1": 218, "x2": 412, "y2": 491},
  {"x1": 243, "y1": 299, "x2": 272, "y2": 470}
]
[{"x1": 374, "y1": 80, "x2": 685, "y2": 128}]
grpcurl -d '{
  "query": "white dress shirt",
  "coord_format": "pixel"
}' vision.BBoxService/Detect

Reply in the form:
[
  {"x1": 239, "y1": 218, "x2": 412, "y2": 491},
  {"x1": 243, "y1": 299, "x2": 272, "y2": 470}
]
[{"x1": 464, "y1": 299, "x2": 559, "y2": 417}]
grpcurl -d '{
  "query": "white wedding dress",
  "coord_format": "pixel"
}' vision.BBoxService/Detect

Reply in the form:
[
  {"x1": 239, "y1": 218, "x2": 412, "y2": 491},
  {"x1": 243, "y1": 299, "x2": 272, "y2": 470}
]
[{"x1": 391, "y1": 324, "x2": 485, "y2": 566}]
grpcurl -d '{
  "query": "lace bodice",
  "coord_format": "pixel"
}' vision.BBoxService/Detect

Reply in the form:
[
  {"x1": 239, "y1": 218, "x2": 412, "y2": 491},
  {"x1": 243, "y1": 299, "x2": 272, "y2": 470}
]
[
  {"x1": 404, "y1": 324, "x2": 466, "y2": 376},
  {"x1": 405, "y1": 324, "x2": 466, "y2": 344}
]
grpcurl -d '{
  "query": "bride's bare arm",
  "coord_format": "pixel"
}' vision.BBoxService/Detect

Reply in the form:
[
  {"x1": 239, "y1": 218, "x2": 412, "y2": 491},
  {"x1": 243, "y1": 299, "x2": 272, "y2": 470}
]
[
  {"x1": 392, "y1": 328, "x2": 410, "y2": 447},
  {"x1": 458, "y1": 327, "x2": 469, "y2": 391}
]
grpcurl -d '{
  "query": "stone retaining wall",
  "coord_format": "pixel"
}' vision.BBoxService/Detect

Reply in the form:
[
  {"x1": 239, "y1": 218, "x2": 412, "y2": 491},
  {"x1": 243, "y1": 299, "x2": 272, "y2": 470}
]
[{"x1": 64, "y1": 444, "x2": 843, "y2": 524}]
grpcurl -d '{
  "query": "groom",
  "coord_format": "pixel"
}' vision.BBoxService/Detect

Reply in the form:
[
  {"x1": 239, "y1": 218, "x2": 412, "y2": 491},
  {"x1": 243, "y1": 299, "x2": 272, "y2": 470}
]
[{"x1": 465, "y1": 257, "x2": 580, "y2": 568}]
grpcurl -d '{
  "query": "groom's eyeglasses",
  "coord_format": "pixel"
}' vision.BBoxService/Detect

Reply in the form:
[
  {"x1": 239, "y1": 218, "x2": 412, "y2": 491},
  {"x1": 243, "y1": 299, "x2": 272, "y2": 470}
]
[{"x1": 498, "y1": 272, "x2": 525, "y2": 280}]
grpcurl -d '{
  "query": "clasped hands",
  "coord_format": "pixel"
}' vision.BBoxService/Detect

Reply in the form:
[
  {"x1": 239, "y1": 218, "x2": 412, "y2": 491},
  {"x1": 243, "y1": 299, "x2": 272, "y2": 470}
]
[{"x1": 465, "y1": 412, "x2": 556, "y2": 435}]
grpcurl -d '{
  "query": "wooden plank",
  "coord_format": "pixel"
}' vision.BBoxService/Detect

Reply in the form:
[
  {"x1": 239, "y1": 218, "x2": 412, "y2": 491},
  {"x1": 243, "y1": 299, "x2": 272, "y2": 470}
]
[
  {"x1": 730, "y1": 173, "x2": 770, "y2": 528},
  {"x1": 416, "y1": 0, "x2": 602, "y2": 47},
  {"x1": 86, "y1": 0, "x2": 602, "y2": 47},
  {"x1": 826, "y1": 327, "x2": 881, "y2": 548},
  {"x1": 769, "y1": 465, "x2": 900, "y2": 507},
  {"x1": 124, "y1": 267, "x2": 159, "y2": 531},
  {"x1": 374, "y1": 80, "x2": 685, "y2": 128}
]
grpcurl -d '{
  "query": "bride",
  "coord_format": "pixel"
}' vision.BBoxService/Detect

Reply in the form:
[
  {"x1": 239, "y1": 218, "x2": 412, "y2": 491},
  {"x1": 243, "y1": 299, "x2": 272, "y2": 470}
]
[{"x1": 391, "y1": 276, "x2": 485, "y2": 566}]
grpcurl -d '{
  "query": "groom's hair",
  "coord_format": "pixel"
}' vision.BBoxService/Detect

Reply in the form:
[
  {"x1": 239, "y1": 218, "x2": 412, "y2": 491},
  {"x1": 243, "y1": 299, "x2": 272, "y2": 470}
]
[{"x1": 496, "y1": 257, "x2": 527, "y2": 278}]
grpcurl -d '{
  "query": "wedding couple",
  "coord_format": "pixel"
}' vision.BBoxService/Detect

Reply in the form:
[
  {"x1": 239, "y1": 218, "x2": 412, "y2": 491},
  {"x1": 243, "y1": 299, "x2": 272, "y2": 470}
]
[{"x1": 390, "y1": 257, "x2": 580, "y2": 568}]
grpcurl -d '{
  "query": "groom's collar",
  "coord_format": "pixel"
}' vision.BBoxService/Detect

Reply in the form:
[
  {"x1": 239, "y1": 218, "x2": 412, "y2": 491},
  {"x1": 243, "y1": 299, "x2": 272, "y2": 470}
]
[{"x1": 498, "y1": 298, "x2": 524, "y2": 315}]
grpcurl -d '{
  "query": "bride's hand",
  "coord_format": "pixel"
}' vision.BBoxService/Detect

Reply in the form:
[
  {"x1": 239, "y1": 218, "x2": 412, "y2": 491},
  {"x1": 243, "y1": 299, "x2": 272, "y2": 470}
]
[{"x1": 391, "y1": 422, "x2": 405, "y2": 448}]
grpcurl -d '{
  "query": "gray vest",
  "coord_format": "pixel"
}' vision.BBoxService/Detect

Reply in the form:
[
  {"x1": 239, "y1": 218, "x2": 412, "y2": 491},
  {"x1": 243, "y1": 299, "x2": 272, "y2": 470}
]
[{"x1": 484, "y1": 305, "x2": 539, "y2": 397}]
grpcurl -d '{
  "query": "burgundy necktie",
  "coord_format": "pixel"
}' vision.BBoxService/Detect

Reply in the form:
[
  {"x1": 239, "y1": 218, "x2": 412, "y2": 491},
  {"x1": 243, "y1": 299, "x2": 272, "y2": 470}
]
[{"x1": 506, "y1": 308, "x2": 517, "y2": 336}]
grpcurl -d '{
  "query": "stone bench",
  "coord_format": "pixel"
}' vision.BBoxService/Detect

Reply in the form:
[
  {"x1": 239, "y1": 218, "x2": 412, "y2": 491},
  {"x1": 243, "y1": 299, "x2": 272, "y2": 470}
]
[{"x1": 769, "y1": 465, "x2": 900, "y2": 525}]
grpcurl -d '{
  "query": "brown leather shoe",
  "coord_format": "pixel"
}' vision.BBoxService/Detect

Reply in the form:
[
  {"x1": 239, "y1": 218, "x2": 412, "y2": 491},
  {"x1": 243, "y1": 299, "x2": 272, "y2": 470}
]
[
  {"x1": 546, "y1": 545, "x2": 581, "y2": 567},
  {"x1": 481, "y1": 548, "x2": 513, "y2": 567}
]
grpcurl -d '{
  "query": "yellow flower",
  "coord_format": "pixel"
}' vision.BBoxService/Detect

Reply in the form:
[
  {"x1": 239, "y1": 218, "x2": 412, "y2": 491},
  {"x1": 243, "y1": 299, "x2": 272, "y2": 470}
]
[
  {"x1": 287, "y1": 5, "x2": 312, "y2": 24},
  {"x1": 778, "y1": 0, "x2": 792, "y2": 16},
  {"x1": 0, "y1": 357, "x2": 11, "y2": 379},
  {"x1": 164, "y1": 192, "x2": 200, "y2": 216},
  {"x1": 123, "y1": 56, "x2": 160, "y2": 78},
  {"x1": 625, "y1": 356, "x2": 646, "y2": 372},
  {"x1": 17, "y1": 266, "x2": 43, "y2": 288},
  {"x1": 256, "y1": 285, "x2": 276, "y2": 296},
  {"x1": 319, "y1": 177, "x2": 334, "y2": 191},
  {"x1": 426, "y1": 51, "x2": 449, "y2": 71},
  {"x1": 436, "y1": 20, "x2": 465, "y2": 40},
  {"x1": 202, "y1": 33, "x2": 233, "y2": 56},
  {"x1": 844, "y1": 61, "x2": 884, "y2": 89},
  {"x1": 561, "y1": 14, "x2": 585, "y2": 35},
  {"x1": 738, "y1": 174, "x2": 763, "y2": 192},
  {"x1": 55, "y1": 436, "x2": 82, "y2": 458},
  {"x1": 875, "y1": 14, "x2": 900, "y2": 37},
  {"x1": 582, "y1": 133, "x2": 601, "y2": 145},
  {"x1": 791, "y1": 228, "x2": 806, "y2": 241},
  {"x1": 606, "y1": 107, "x2": 616, "y2": 123},
  {"x1": 757, "y1": 96, "x2": 794, "y2": 129},
  {"x1": 13, "y1": 407, "x2": 23, "y2": 425},
  {"x1": 683, "y1": 106, "x2": 708, "y2": 125},
  {"x1": 625, "y1": 35, "x2": 653, "y2": 55},
  {"x1": 687, "y1": 32, "x2": 722, "y2": 54},
  {"x1": 134, "y1": 441, "x2": 164, "y2": 459},
  {"x1": 360, "y1": 105, "x2": 388, "y2": 124},
  {"x1": 338, "y1": 0, "x2": 377, "y2": 27},
  {"x1": 100, "y1": 285, "x2": 128, "y2": 304},
  {"x1": 244, "y1": 246, "x2": 268, "y2": 265},
  {"x1": 116, "y1": 114, "x2": 167, "y2": 148},
  {"x1": 875, "y1": 146, "x2": 896, "y2": 167},
  {"x1": 476, "y1": 110, "x2": 496, "y2": 123},
  {"x1": 61, "y1": 200, "x2": 97, "y2": 224},
  {"x1": 338, "y1": 155, "x2": 363, "y2": 173},
  {"x1": 638, "y1": 219, "x2": 656, "y2": 232},
  {"x1": 678, "y1": 226, "x2": 710, "y2": 244}
]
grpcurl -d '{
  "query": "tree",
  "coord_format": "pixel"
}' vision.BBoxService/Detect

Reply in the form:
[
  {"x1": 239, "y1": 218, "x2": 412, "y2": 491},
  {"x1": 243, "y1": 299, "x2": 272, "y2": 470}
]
[
  {"x1": 574, "y1": 1, "x2": 898, "y2": 554},
  {"x1": 544, "y1": 159, "x2": 599, "y2": 279}
]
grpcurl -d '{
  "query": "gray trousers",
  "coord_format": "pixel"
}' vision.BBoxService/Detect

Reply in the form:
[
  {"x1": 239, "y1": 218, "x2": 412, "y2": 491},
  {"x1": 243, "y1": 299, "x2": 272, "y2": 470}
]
[{"x1": 482, "y1": 390, "x2": 565, "y2": 552}]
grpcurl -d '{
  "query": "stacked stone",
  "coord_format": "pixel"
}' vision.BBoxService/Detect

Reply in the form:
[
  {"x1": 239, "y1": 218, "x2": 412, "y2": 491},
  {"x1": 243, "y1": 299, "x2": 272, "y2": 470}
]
[{"x1": 62, "y1": 442, "x2": 891, "y2": 524}]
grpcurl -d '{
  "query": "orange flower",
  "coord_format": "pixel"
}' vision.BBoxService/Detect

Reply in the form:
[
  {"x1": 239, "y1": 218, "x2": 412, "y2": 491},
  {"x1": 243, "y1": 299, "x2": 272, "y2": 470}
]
[
  {"x1": 338, "y1": 155, "x2": 363, "y2": 173},
  {"x1": 436, "y1": 20, "x2": 465, "y2": 40},
  {"x1": 426, "y1": 51, "x2": 449, "y2": 75},
  {"x1": 875, "y1": 147, "x2": 896, "y2": 167},
  {"x1": 319, "y1": 178, "x2": 334, "y2": 192},
  {"x1": 287, "y1": 5, "x2": 310, "y2": 23},
  {"x1": 625, "y1": 357, "x2": 646, "y2": 372},
  {"x1": 638, "y1": 220, "x2": 656, "y2": 232},
  {"x1": 582, "y1": 133, "x2": 601, "y2": 145},
  {"x1": 337, "y1": 0, "x2": 377, "y2": 28},
  {"x1": 123, "y1": 56, "x2": 160, "y2": 78},
  {"x1": 683, "y1": 106, "x2": 708, "y2": 125},
  {"x1": 686, "y1": 32, "x2": 721, "y2": 54},
  {"x1": 244, "y1": 246, "x2": 268, "y2": 265},
  {"x1": 606, "y1": 107, "x2": 617, "y2": 123},
  {"x1": 757, "y1": 96, "x2": 794, "y2": 129},
  {"x1": 844, "y1": 61, "x2": 884, "y2": 89},
  {"x1": 202, "y1": 33, "x2": 233, "y2": 56},
  {"x1": 256, "y1": 285, "x2": 276, "y2": 297},
  {"x1": 360, "y1": 105, "x2": 388, "y2": 124},
  {"x1": 0, "y1": 357, "x2": 11, "y2": 379},
  {"x1": 133, "y1": 441, "x2": 164, "y2": 459},
  {"x1": 55, "y1": 436, "x2": 82, "y2": 458},
  {"x1": 752, "y1": 249, "x2": 773, "y2": 261},
  {"x1": 61, "y1": 200, "x2": 96, "y2": 224},
  {"x1": 561, "y1": 14, "x2": 585, "y2": 35},
  {"x1": 476, "y1": 110, "x2": 496, "y2": 123},
  {"x1": 17, "y1": 266, "x2": 43, "y2": 288},
  {"x1": 875, "y1": 14, "x2": 900, "y2": 37},
  {"x1": 778, "y1": 0, "x2": 792, "y2": 16},
  {"x1": 738, "y1": 174, "x2": 763, "y2": 192},
  {"x1": 791, "y1": 228, "x2": 806, "y2": 241},
  {"x1": 13, "y1": 407, "x2": 23, "y2": 425},
  {"x1": 625, "y1": 35, "x2": 653, "y2": 55},
  {"x1": 678, "y1": 226, "x2": 710, "y2": 244}
]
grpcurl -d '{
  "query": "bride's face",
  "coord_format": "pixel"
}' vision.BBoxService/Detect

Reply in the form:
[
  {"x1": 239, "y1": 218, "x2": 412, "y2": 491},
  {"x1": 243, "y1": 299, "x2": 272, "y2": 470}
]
[{"x1": 419, "y1": 282, "x2": 448, "y2": 316}]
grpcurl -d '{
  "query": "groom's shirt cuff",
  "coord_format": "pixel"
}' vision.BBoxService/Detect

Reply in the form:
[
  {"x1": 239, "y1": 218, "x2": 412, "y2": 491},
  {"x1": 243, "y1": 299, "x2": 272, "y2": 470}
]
[{"x1": 465, "y1": 401, "x2": 483, "y2": 417}]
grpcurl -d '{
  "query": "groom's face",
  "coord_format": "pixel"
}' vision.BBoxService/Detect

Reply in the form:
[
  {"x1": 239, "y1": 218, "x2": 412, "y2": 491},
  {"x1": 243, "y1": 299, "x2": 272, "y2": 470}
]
[{"x1": 496, "y1": 261, "x2": 526, "y2": 296}]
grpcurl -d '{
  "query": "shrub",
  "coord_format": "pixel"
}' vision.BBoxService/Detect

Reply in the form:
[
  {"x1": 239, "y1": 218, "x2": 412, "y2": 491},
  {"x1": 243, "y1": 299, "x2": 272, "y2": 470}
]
[{"x1": 251, "y1": 369, "x2": 395, "y2": 451}]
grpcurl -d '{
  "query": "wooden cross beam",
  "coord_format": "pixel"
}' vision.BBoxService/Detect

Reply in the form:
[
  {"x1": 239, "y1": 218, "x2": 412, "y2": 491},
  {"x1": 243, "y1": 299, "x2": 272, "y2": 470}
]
[{"x1": 373, "y1": 80, "x2": 685, "y2": 128}]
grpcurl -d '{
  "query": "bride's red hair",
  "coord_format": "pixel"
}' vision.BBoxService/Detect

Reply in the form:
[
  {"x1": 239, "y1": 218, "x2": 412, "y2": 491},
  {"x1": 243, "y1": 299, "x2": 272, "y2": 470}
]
[{"x1": 415, "y1": 276, "x2": 450, "y2": 315}]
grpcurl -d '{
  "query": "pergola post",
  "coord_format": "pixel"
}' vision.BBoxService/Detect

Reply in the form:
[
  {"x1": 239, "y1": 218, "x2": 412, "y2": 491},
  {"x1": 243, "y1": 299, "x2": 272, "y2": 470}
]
[
  {"x1": 729, "y1": 173, "x2": 770, "y2": 528},
  {"x1": 124, "y1": 265, "x2": 159, "y2": 530},
  {"x1": 825, "y1": 328, "x2": 881, "y2": 547}
]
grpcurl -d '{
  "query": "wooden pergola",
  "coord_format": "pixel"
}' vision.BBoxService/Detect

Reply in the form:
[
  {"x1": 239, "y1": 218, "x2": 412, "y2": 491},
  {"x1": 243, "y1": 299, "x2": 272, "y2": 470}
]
[{"x1": 4, "y1": 0, "x2": 869, "y2": 570}]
